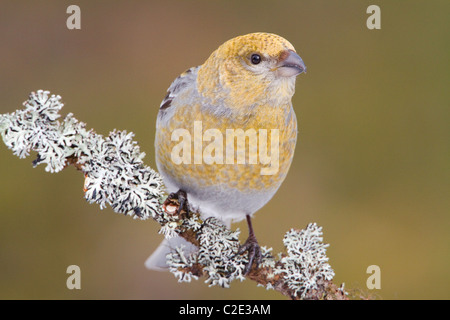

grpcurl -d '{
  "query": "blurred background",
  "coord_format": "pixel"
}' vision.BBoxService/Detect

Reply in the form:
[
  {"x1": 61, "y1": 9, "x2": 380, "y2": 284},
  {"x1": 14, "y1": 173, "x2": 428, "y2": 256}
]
[{"x1": 0, "y1": 0, "x2": 448, "y2": 300}]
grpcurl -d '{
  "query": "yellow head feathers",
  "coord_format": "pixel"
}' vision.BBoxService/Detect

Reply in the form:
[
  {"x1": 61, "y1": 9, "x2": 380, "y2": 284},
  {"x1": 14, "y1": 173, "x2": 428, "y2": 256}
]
[
  {"x1": 197, "y1": 33, "x2": 305, "y2": 108},
  {"x1": 217, "y1": 32, "x2": 296, "y2": 61}
]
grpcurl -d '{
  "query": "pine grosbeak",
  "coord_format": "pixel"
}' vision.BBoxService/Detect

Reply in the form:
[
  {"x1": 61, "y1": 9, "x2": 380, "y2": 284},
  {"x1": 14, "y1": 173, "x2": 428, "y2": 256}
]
[{"x1": 146, "y1": 33, "x2": 306, "y2": 272}]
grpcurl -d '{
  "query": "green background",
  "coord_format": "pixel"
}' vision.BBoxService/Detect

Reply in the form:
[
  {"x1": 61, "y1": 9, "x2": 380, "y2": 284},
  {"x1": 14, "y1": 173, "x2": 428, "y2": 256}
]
[{"x1": 0, "y1": 0, "x2": 448, "y2": 299}]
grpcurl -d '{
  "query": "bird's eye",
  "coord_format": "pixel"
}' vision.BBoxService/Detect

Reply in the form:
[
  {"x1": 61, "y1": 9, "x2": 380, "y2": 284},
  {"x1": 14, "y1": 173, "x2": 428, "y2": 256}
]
[{"x1": 250, "y1": 54, "x2": 262, "y2": 65}]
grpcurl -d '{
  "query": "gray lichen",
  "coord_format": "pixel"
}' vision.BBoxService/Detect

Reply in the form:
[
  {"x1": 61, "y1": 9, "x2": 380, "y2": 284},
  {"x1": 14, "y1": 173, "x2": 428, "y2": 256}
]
[
  {"x1": 166, "y1": 245, "x2": 200, "y2": 283},
  {"x1": 274, "y1": 223, "x2": 335, "y2": 298},
  {"x1": 197, "y1": 218, "x2": 248, "y2": 288},
  {"x1": 0, "y1": 90, "x2": 79, "y2": 172},
  {"x1": 0, "y1": 90, "x2": 164, "y2": 220},
  {"x1": 82, "y1": 129, "x2": 163, "y2": 219}
]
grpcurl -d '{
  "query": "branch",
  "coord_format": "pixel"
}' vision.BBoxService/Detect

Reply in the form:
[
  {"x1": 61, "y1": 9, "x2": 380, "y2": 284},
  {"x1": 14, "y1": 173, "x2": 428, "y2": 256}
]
[{"x1": 0, "y1": 90, "x2": 348, "y2": 300}]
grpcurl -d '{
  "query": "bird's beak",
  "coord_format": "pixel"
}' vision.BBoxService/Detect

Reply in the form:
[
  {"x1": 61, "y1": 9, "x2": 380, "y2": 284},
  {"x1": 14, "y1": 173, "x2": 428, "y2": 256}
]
[{"x1": 275, "y1": 50, "x2": 306, "y2": 77}]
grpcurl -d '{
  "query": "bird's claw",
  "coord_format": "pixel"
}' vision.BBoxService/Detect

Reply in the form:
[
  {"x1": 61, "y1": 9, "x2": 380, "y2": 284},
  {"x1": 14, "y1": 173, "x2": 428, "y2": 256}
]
[
  {"x1": 167, "y1": 189, "x2": 188, "y2": 216},
  {"x1": 239, "y1": 235, "x2": 262, "y2": 275}
]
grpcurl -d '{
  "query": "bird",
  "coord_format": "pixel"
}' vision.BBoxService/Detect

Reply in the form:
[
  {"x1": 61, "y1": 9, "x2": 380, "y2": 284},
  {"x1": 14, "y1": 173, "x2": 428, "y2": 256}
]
[{"x1": 145, "y1": 32, "x2": 306, "y2": 273}]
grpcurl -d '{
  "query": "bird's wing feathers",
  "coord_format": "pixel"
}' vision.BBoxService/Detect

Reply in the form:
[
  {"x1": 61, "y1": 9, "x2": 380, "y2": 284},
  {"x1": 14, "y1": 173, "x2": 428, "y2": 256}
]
[{"x1": 159, "y1": 66, "x2": 200, "y2": 110}]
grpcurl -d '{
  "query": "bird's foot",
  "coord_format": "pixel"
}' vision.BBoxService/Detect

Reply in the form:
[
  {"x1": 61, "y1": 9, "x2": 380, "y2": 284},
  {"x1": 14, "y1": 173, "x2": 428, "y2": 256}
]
[
  {"x1": 165, "y1": 189, "x2": 189, "y2": 217},
  {"x1": 239, "y1": 234, "x2": 263, "y2": 275}
]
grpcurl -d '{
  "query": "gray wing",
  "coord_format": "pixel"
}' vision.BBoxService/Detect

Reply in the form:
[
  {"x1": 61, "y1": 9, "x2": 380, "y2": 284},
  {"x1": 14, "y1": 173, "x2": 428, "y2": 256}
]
[{"x1": 159, "y1": 66, "x2": 200, "y2": 111}]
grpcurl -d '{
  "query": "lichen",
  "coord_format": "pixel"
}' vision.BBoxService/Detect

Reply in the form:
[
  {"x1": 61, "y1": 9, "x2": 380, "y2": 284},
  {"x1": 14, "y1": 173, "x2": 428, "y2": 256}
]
[
  {"x1": 166, "y1": 245, "x2": 200, "y2": 283},
  {"x1": 274, "y1": 223, "x2": 335, "y2": 298},
  {"x1": 0, "y1": 90, "x2": 164, "y2": 220}
]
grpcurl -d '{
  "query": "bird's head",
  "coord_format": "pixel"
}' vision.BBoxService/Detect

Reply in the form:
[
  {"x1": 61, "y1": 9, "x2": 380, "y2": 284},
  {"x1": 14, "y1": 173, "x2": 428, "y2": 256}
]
[{"x1": 197, "y1": 32, "x2": 306, "y2": 110}]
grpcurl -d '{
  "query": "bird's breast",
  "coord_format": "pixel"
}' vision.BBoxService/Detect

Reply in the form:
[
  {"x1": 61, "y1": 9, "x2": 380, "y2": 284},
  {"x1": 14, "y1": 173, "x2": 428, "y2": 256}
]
[{"x1": 155, "y1": 101, "x2": 297, "y2": 196}]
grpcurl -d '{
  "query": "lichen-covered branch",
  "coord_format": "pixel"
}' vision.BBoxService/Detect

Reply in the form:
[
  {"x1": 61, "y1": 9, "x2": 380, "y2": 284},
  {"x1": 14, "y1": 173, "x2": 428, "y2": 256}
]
[
  {"x1": 0, "y1": 90, "x2": 348, "y2": 300},
  {"x1": 0, "y1": 90, "x2": 163, "y2": 219}
]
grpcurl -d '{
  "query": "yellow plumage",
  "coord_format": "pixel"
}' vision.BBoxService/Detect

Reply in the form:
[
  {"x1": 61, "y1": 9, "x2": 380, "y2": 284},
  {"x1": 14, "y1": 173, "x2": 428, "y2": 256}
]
[
  {"x1": 147, "y1": 32, "x2": 306, "y2": 271},
  {"x1": 157, "y1": 102, "x2": 296, "y2": 192}
]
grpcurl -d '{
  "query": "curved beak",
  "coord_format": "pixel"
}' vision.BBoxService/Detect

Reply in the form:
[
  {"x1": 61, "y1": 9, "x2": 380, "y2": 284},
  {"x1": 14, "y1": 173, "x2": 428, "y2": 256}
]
[{"x1": 275, "y1": 50, "x2": 306, "y2": 77}]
